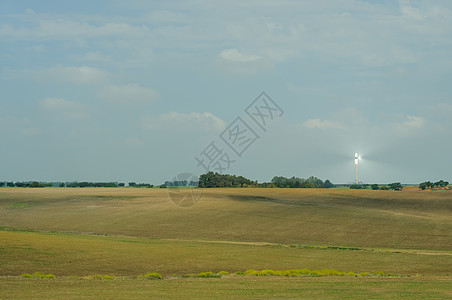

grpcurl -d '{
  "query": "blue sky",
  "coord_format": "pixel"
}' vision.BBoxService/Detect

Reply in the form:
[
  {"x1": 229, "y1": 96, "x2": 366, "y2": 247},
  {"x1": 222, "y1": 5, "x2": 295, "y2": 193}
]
[{"x1": 1, "y1": 0, "x2": 451, "y2": 184}]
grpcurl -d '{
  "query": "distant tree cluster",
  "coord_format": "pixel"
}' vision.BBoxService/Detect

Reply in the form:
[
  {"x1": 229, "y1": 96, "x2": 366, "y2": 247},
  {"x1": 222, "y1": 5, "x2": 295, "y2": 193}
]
[
  {"x1": 198, "y1": 172, "x2": 256, "y2": 188},
  {"x1": 351, "y1": 183, "x2": 403, "y2": 191},
  {"x1": 197, "y1": 173, "x2": 333, "y2": 188},
  {"x1": 128, "y1": 182, "x2": 154, "y2": 188},
  {"x1": 0, "y1": 181, "x2": 131, "y2": 188},
  {"x1": 164, "y1": 180, "x2": 199, "y2": 187},
  {"x1": 270, "y1": 176, "x2": 334, "y2": 188},
  {"x1": 419, "y1": 180, "x2": 449, "y2": 190},
  {"x1": 65, "y1": 182, "x2": 122, "y2": 188},
  {"x1": 0, "y1": 181, "x2": 53, "y2": 188}
]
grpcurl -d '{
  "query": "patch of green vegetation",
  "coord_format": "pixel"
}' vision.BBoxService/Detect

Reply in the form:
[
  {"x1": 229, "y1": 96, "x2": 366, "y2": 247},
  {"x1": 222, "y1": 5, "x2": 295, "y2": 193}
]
[
  {"x1": 20, "y1": 272, "x2": 55, "y2": 279},
  {"x1": 9, "y1": 203, "x2": 30, "y2": 209},
  {"x1": 217, "y1": 271, "x2": 229, "y2": 276},
  {"x1": 240, "y1": 268, "x2": 396, "y2": 278},
  {"x1": 198, "y1": 271, "x2": 221, "y2": 278}
]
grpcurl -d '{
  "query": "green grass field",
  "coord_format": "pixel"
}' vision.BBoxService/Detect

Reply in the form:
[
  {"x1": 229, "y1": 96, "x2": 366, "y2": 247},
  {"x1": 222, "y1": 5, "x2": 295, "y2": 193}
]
[{"x1": 0, "y1": 187, "x2": 451, "y2": 298}]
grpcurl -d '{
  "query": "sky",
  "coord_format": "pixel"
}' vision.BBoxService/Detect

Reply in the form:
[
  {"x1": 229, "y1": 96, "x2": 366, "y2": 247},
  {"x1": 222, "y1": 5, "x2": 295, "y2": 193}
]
[{"x1": 1, "y1": 0, "x2": 451, "y2": 185}]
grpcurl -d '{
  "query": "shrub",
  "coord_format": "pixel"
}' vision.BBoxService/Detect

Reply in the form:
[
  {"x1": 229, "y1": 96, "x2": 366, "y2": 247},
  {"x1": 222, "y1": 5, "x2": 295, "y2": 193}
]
[
  {"x1": 358, "y1": 272, "x2": 370, "y2": 277},
  {"x1": 182, "y1": 274, "x2": 197, "y2": 278},
  {"x1": 21, "y1": 272, "x2": 55, "y2": 279},
  {"x1": 143, "y1": 272, "x2": 162, "y2": 280},
  {"x1": 217, "y1": 271, "x2": 229, "y2": 276},
  {"x1": 320, "y1": 269, "x2": 341, "y2": 276},
  {"x1": 198, "y1": 272, "x2": 221, "y2": 278},
  {"x1": 234, "y1": 271, "x2": 244, "y2": 276},
  {"x1": 33, "y1": 272, "x2": 49, "y2": 278},
  {"x1": 346, "y1": 272, "x2": 356, "y2": 277},
  {"x1": 257, "y1": 269, "x2": 277, "y2": 276},
  {"x1": 244, "y1": 269, "x2": 258, "y2": 276},
  {"x1": 309, "y1": 270, "x2": 322, "y2": 277}
]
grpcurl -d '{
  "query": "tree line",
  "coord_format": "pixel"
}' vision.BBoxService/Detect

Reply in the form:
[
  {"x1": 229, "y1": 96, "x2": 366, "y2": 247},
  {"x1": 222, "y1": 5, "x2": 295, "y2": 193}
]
[
  {"x1": 0, "y1": 181, "x2": 153, "y2": 188},
  {"x1": 198, "y1": 172, "x2": 257, "y2": 188},
  {"x1": 198, "y1": 172, "x2": 334, "y2": 188},
  {"x1": 419, "y1": 180, "x2": 449, "y2": 190},
  {"x1": 350, "y1": 180, "x2": 450, "y2": 191},
  {"x1": 350, "y1": 183, "x2": 404, "y2": 190}
]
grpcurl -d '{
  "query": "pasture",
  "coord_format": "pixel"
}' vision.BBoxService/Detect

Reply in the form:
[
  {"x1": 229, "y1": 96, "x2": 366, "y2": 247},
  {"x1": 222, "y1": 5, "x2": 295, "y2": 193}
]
[{"x1": 0, "y1": 187, "x2": 451, "y2": 298}]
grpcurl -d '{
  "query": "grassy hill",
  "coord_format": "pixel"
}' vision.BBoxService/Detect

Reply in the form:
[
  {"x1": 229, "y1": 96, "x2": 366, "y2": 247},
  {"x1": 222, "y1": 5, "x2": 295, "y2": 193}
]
[
  {"x1": 1, "y1": 187, "x2": 451, "y2": 298},
  {"x1": 0, "y1": 187, "x2": 451, "y2": 250}
]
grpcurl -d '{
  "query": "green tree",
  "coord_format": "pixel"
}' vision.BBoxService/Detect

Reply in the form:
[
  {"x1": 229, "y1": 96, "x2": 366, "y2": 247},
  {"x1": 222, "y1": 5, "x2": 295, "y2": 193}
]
[
  {"x1": 324, "y1": 179, "x2": 334, "y2": 188},
  {"x1": 371, "y1": 184, "x2": 379, "y2": 190},
  {"x1": 30, "y1": 181, "x2": 44, "y2": 188},
  {"x1": 349, "y1": 184, "x2": 362, "y2": 189},
  {"x1": 388, "y1": 182, "x2": 403, "y2": 191}
]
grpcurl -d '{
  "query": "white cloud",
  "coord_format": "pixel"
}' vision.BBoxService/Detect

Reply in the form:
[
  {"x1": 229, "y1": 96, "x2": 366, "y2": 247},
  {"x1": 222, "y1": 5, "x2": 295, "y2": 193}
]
[
  {"x1": 399, "y1": 0, "x2": 422, "y2": 20},
  {"x1": 98, "y1": 84, "x2": 158, "y2": 105},
  {"x1": 40, "y1": 97, "x2": 87, "y2": 119},
  {"x1": 141, "y1": 111, "x2": 225, "y2": 132},
  {"x1": 219, "y1": 49, "x2": 262, "y2": 62},
  {"x1": 392, "y1": 115, "x2": 425, "y2": 136},
  {"x1": 40, "y1": 66, "x2": 108, "y2": 84},
  {"x1": 403, "y1": 115, "x2": 424, "y2": 128},
  {"x1": 301, "y1": 118, "x2": 345, "y2": 130},
  {"x1": 217, "y1": 49, "x2": 272, "y2": 74},
  {"x1": 81, "y1": 51, "x2": 110, "y2": 62},
  {"x1": 0, "y1": 19, "x2": 149, "y2": 41},
  {"x1": 1, "y1": 66, "x2": 108, "y2": 84}
]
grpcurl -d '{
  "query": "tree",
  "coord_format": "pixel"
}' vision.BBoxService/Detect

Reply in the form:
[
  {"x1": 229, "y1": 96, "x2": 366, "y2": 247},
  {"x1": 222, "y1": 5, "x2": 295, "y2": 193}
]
[
  {"x1": 349, "y1": 184, "x2": 363, "y2": 189},
  {"x1": 59, "y1": 182, "x2": 65, "y2": 187},
  {"x1": 371, "y1": 184, "x2": 379, "y2": 190},
  {"x1": 324, "y1": 179, "x2": 334, "y2": 188},
  {"x1": 388, "y1": 182, "x2": 403, "y2": 191},
  {"x1": 419, "y1": 182, "x2": 427, "y2": 190},
  {"x1": 30, "y1": 181, "x2": 44, "y2": 188}
]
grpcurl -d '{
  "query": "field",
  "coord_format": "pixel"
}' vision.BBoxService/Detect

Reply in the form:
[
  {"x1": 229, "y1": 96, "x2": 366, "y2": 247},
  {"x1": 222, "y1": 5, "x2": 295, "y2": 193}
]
[{"x1": 0, "y1": 187, "x2": 451, "y2": 298}]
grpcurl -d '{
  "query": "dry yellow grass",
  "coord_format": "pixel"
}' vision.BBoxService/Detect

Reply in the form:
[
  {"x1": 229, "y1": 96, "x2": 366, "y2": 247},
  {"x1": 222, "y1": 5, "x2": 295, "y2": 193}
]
[
  {"x1": 1, "y1": 187, "x2": 451, "y2": 250},
  {"x1": 1, "y1": 187, "x2": 451, "y2": 298}
]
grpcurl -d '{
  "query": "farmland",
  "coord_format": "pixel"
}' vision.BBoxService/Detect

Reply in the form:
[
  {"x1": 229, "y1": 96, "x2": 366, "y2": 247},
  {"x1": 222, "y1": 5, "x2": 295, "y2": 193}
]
[{"x1": 0, "y1": 187, "x2": 451, "y2": 298}]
